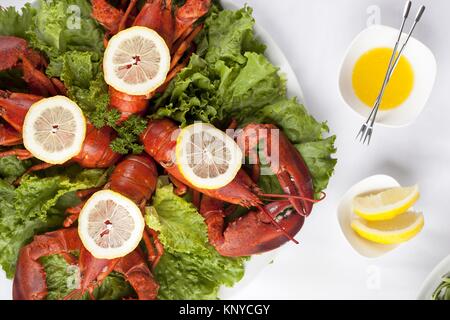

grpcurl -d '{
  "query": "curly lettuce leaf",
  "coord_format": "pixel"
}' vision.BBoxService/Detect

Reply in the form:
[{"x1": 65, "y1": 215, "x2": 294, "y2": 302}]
[
  {"x1": 242, "y1": 98, "x2": 329, "y2": 144},
  {"x1": 0, "y1": 156, "x2": 33, "y2": 183},
  {"x1": 0, "y1": 168, "x2": 106, "y2": 278},
  {"x1": 154, "y1": 54, "x2": 220, "y2": 125},
  {"x1": 155, "y1": 6, "x2": 336, "y2": 193},
  {"x1": 0, "y1": 4, "x2": 36, "y2": 40},
  {"x1": 46, "y1": 50, "x2": 109, "y2": 120},
  {"x1": 197, "y1": 6, "x2": 266, "y2": 65},
  {"x1": 146, "y1": 183, "x2": 245, "y2": 300},
  {"x1": 41, "y1": 254, "x2": 134, "y2": 300},
  {"x1": 219, "y1": 52, "x2": 285, "y2": 121},
  {"x1": 28, "y1": 0, "x2": 104, "y2": 59},
  {"x1": 296, "y1": 137, "x2": 337, "y2": 193}
]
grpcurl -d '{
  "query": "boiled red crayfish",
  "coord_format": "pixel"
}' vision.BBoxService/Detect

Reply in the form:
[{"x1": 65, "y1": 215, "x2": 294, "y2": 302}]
[
  {"x1": 14, "y1": 155, "x2": 163, "y2": 300},
  {"x1": 140, "y1": 118, "x2": 321, "y2": 256},
  {"x1": 13, "y1": 228, "x2": 159, "y2": 300},
  {"x1": 64, "y1": 154, "x2": 164, "y2": 269},
  {"x1": 0, "y1": 91, "x2": 121, "y2": 171},
  {"x1": 0, "y1": 36, "x2": 66, "y2": 97},
  {"x1": 91, "y1": 0, "x2": 211, "y2": 121}
]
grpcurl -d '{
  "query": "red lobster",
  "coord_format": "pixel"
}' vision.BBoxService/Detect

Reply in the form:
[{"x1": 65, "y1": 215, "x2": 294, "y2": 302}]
[
  {"x1": 13, "y1": 228, "x2": 159, "y2": 300},
  {"x1": 0, "y1": 36, "x2": 66, "y2": 97},
  {"x1": 91, "y1": 0, "x2": 212, "y2": 121},
  {"x1": 14, "y1": 155, "x2": 162, "y2": 300},
  {"x1": 64, "y1": 154, "x2": 164, "y2": 269},
  {"x1": 140, "y1": 119, "x2": 320, "y2": 256},
  {"x1": 0, "y1": 91, "x2": 121, "y2": 171}
]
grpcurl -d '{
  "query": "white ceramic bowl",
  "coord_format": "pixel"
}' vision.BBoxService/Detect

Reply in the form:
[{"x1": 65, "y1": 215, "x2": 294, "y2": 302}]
[
  {"x1": 337, "y1": 175, "x2": 401, "y2": 258},
  {"x1": 339, "y1": 25, "x2": 436, "y2": 128},
  {"x1": 417, "y1": 254, "x2": 450, "y2": 300}
]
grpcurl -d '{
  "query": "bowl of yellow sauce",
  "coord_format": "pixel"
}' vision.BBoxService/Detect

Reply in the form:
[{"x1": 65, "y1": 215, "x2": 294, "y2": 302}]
[{"x1": 339, "y1": 25, "x2": 436, "y2": 127}]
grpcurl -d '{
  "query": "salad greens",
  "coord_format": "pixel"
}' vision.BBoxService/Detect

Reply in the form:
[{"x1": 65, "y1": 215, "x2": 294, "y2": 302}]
[
  {"x1": 41, "y1": 254, "x2": 134, "y2": 300},
  {"x1": 0, "y1": 164, "x2": 107, "y2": 278},
  {"x1": 0, "y1": 1, "x2": 336, "y2": 300},
  {"x1": 432, "y1": 272, "x2": 450, "y2": 300},
  {"x1": 146, "y1": 182, "x2": 245, "y2": 300},
  {"x1": 155, "y1": 6, "x2": 336, "y2": 194}
]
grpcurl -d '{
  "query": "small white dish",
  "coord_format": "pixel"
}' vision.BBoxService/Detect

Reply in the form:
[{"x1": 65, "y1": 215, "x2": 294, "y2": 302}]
[
  {"x1": 417, "y1": 254, "x2": 450, "y2": 300},
  {"x1": 337, "y1": 175, "x2": 400, "y2": 258},
  {"x1": 338, "y1": 25, "x2": 436, "y2": 128}
]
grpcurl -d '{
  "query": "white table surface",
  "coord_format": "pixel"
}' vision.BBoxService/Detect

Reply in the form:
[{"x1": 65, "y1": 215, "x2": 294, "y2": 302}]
[{"x1": 1, "y1": 0, "x2": 449, "y2": 300}]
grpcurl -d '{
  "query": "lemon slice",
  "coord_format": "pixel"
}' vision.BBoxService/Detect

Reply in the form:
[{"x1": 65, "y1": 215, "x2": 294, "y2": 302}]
[
  {"x1": 22, "y1": 96, "x2": 86, "y2": 164},
  {"x1": 103, "y1": 26, "x2": 171, "y2": 96},
  {"x1": 176, "y1": 123, "x2": 243, "y2": 190},
  {"x1": 351, "y1": 211, "x2": 424, "y2": 245},
  {"x1": 352, "y1": 185, "x2": 419, "y2": 221},
  {"x1": 78, "y1": 190, "x2": 145, "y2": 260}
]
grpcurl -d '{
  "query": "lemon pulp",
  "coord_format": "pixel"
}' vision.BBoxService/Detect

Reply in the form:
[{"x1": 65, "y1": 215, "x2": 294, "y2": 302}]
[{"x1": 352, "y1": 47, "x2": 414, "y2": 110}]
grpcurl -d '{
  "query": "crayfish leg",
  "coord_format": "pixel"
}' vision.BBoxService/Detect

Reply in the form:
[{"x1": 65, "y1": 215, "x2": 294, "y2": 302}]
[
  {"x1": 142, "y1": 226, "x2": 164, "y2": 270},
  {"x1": 0, "y1": 122, "x2": 22, "y2": 146}
]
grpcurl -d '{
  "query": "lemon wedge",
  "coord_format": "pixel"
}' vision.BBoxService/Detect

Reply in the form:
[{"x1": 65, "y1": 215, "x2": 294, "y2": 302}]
[
  {"x1": 22, "y1": 96, "x2": 86, "y2": 164},
  {"x1": 103, "y1": 26, "x2": 171, "y2": 96},
  {"x1": 78, "y1": 190, "x2": 145, "y2": 260},
  {"x1": 352, "y1": 185, "x2": 419, "y2": 221},
  {"x1": 175, "y1": 123, "x2": 243, "y2": 190},
  {"x1": 351, "y1": 211, "x2": 424, "y2": 245}
]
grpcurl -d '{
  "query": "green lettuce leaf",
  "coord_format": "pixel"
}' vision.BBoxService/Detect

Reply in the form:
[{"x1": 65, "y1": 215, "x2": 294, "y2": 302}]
[
  {"x1": 154, "y1": 54, "x2": 220, "y2": 126},
  {"x1": 146, "y1": 183, "x2": 245, "y2": 300},
  {"x1": 28, "y1": 0, "x2": 104, "y2": 59},
  {"x1": 296, "y1": 137, "x2": 337, "y2": 193},
  {"x1": 197, "y1": 6, "x2": 266, "y2": 65},
  {"x1": 41, "y1": 254, "x2": 134, "y2": 300},
  {"x1": 0, "y1": 156, "x2": 33, "y2": 183},
  {"x1": 0, "y1": 4, "x2": 36, "y2": 40},
  {"x1": 0, "y1": 168, "x2": 106, "y2": 278},
  {"x1": 242, "y1": 98, "x2": 337, "y2": 193},
  {"x1": 155, "y1": 6, "x2": 336, "y2": 193},
  {"x1": 219, "y1": 52, "x2": 285, "y2": 122},
  {"x1": 242, "y1": 98, "x2": 329, "y2": 144}
]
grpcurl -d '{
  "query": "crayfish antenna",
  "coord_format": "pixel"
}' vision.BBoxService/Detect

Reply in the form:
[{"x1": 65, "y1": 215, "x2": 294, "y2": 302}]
[
  {"x1": 261, "y1": 192, "x2": 327, "y2": 216},
  {"x1": 256, "y1": 204, "x2": 299, "y2": 245},
  {"x1": 261, "y1": 192, "x2": 326, "y2": 203}
]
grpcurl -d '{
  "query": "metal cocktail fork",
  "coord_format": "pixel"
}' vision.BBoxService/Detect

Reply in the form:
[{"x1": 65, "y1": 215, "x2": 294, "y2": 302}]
[{"x1": 356, "y1": 1, "x2": 425, "y2": 145}]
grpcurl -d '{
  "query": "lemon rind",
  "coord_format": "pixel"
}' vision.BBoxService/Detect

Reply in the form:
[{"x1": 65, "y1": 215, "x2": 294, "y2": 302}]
[
  {"x1": 78, "y1": 190, "x2": 145, "y2": 260},
  {"x1": 352, "y1": 186, "x2": 419, "y2": 221},
  {"x1": 351, "y1": 212, "x2": 424, "y2": 245},
  {"x1": 175, "y1": 123, "x2": 243, "y2": 190},
  {"x1": 22, "y1": 96, "x2": 87, "y2": 165},
  {"x1": 103, "y1": 26, "x2": 171, "y2": 96}
]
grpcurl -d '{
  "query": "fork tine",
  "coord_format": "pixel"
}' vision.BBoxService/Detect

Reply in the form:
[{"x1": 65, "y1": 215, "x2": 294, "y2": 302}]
[
  {"x1": 367, "y1": 131, "x2": 373, "y2": 145},
  {"x1": 356, "y1": 124, "x2": 367, "y2": 141},
  {"x1": 363, "y1": 127, "x2": 373, "y2": 145}
]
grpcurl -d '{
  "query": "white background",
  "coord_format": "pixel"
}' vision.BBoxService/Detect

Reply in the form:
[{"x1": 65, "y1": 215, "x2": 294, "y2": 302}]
[{"x1": 2, "y1": 0, "x2": 450, "y2": 300}]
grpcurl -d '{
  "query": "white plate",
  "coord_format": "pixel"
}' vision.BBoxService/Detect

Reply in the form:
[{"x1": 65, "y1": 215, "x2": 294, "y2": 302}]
[
  {"x1": 0, "y1": 0, "x2": 307, "y2": 300},
  {"x1": 338, "y1": 25, "x2": 436, "y2": 128},
  {"x1": 417, "y1": 254, "x2": 450, "y2": 300},
  {"x1": 337, "y1": 175, "x2": 401, "y2": 258}
]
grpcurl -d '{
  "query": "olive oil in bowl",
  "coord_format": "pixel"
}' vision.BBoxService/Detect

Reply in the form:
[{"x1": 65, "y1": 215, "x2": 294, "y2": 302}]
[{"x1": 352, "y1": 47, "x2": 414, "y2": 111}]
